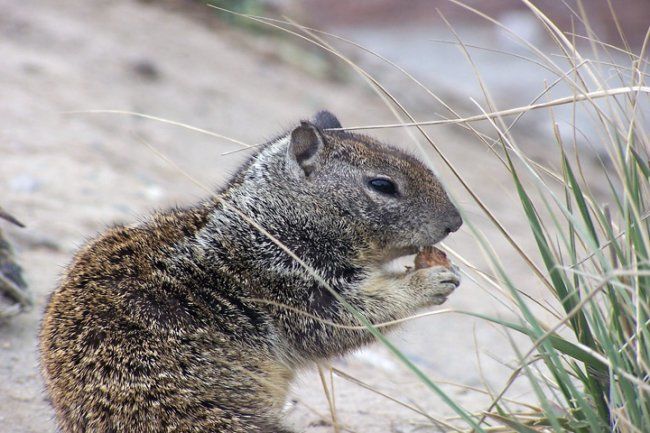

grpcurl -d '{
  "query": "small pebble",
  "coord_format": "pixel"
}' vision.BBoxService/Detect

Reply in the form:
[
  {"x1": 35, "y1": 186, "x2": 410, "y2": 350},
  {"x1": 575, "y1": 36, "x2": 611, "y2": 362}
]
[{"x1": 130, "y1": 59, "x2": 161, "y2": 81}]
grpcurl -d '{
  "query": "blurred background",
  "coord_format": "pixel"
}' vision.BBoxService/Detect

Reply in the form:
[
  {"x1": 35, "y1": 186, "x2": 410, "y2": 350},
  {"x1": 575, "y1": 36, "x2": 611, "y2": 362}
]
[{"x1": 1, "y1": 1, "x2": 647, "y2": 432}]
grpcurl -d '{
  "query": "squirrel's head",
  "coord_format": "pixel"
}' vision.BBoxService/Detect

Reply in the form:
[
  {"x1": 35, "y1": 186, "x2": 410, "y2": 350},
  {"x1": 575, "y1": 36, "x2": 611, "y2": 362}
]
[{"x1": 279, "y1": 111, "x2": 462, "y2": 263}]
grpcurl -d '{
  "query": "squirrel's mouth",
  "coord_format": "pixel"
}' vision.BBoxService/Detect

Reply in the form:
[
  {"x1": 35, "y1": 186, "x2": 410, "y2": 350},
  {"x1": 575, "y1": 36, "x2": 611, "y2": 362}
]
[
  {"x1": 380, "y1": 245, "x2": 430, "y2": 273},
  {"x1": 382, "y1": 225, "x2": 454, "y2": 262},
  {"x1": 380, "y1": 229, "x2": 451, "y2": 265},
  {"x1": 382, "y1": 244, "x2": 453, "y2": 274},
  {"x1": 382, "y1": 245, "x2": 420, "y2": 263}
]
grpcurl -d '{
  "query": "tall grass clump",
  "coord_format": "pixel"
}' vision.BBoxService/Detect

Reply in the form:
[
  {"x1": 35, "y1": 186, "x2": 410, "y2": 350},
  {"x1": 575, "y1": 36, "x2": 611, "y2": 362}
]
[
  {"x1": 467, "y1": 72, "x2": 650, "y2": 430},
  {"x1": 440, "y1": 3, "x2": 650, "y2": 431}
]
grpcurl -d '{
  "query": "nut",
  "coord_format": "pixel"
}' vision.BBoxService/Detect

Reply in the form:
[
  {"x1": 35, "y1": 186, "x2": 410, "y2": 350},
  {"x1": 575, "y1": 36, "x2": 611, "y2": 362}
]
[{"x1": 414, "y1": 246, "x2": 450, "y2": 269}]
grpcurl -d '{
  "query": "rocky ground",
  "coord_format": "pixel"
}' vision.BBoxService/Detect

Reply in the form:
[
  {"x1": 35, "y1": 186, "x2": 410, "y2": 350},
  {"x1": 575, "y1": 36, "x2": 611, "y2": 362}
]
[{"x1": 0, "y1": 1, "x2": 610, "y2": 432}]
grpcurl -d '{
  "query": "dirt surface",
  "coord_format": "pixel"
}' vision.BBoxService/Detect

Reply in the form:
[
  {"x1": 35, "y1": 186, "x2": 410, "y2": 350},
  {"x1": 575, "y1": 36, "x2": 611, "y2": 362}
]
[{"x1": 0, "y1": 1, "x2": 585, "y2": 432}]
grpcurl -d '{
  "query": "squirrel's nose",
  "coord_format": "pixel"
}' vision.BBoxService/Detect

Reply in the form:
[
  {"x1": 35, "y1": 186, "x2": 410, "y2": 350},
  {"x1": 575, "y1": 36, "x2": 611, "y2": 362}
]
[{"x1": 444, "y1": 210, "x2": 463, "y2": 234}]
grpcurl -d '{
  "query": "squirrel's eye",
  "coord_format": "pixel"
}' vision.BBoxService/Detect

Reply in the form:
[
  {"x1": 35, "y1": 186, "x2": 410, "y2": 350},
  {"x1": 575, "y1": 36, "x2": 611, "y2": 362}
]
[{"x1": 368, "y1": 178, "x2": 398, "y2": 195}]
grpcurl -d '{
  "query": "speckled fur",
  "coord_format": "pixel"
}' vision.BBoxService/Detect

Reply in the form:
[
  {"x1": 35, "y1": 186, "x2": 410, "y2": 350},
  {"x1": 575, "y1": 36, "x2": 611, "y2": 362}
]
[{"x1": 39, "y1": 111, "x2": 462, "y2": 433}]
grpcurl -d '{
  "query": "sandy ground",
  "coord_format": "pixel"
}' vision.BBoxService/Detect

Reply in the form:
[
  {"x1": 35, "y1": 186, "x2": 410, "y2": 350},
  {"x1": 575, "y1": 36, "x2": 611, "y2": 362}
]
[{"x1": 0, "y1": 1, "x2": 585, "y2": 432}]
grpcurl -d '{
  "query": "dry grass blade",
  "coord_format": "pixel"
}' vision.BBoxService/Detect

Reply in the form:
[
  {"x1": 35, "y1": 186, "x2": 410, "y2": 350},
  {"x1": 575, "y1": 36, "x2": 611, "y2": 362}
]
[
  {"x1": 565, "y1": 32, "x2": 650, "y2": 64},
  {"x1": 429, "y1": 39, "x2": 557, "y2": 74},
  {"x1": 331, "y1": 367, "x2": 461, "y2": 432},
  {"x1": 317, "y1": 364, "x2": 341, "y2": 433},
  {"x1": 67, "y1": 109, "x2": 253, "y2": 148},
  {"x1": 245, "y1": 296, "x2": 454, "y2": 330},
  {"x1": 444, "y1": 244, "x2": 560, "y2": 320},
  {"x1": 338, "y1": 86, "x2": 650, "y2": 131}
]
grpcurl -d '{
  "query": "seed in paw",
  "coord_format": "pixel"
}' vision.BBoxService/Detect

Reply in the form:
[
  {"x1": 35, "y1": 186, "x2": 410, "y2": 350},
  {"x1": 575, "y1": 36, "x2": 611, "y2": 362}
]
[{"x1": 414, "y1": 246, "x2": 450, "y2": 269}]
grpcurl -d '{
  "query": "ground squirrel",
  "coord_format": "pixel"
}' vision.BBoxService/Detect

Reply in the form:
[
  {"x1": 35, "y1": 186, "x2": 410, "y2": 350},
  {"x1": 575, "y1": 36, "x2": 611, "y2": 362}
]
[{"x1": 39, "y1": 111, "x2": 463, "y2": 433}]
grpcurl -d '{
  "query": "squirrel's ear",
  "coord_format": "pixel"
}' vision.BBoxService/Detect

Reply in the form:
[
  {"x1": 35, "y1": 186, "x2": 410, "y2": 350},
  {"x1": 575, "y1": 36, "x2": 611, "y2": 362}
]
[
  {"x1": 287, "y1": 121, "x2": 326, "y2": 177},
  {"x1": 312, "y1": 110, "x2": 342, "y2": 129}
]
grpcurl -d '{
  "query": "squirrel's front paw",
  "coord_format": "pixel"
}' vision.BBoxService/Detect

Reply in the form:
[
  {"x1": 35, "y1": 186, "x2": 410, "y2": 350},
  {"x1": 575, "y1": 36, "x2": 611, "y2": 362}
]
[{"x1": 410, "y1": 265, "x2": 460, "y2": 305}]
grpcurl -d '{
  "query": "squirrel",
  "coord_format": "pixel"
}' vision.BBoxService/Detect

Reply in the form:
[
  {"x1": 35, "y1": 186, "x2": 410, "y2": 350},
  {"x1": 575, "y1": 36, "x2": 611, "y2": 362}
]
[{"x1": 39, "y1": 111, "x2": 463, "y2": 433}]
